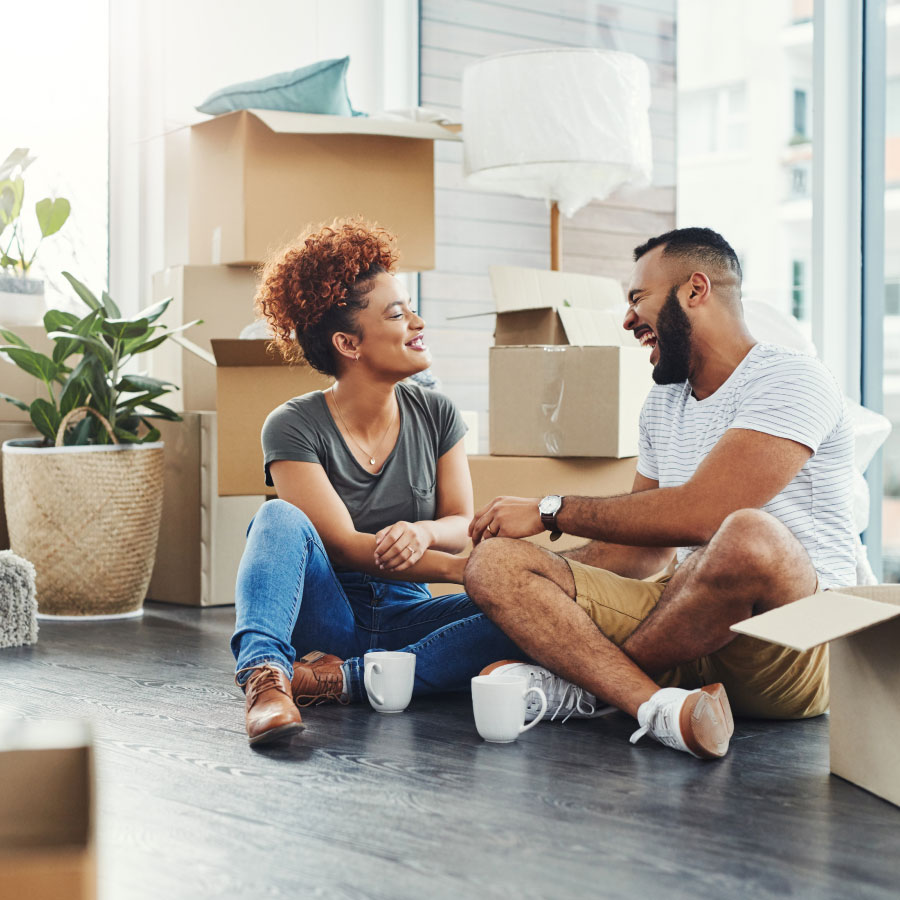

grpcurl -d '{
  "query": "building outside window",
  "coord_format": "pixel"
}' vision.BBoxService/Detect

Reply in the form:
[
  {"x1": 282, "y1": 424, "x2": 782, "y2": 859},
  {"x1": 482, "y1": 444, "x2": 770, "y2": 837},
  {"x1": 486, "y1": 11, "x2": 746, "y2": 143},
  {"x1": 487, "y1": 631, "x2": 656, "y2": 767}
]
[{"x1": 791, "y1": 259, "x2": 807, "y2": 320}]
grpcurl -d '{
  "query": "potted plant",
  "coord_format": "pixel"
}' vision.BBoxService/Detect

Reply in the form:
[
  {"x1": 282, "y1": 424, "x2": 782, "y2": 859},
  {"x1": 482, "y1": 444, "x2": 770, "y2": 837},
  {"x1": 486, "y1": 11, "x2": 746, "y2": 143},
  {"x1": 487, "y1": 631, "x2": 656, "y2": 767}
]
[
  {"x1": 0, "y1": 272, "x2": 198, "y2": 619},
  {"x1": 0, "y1": 148, "x2": 71, "y2": 326}
]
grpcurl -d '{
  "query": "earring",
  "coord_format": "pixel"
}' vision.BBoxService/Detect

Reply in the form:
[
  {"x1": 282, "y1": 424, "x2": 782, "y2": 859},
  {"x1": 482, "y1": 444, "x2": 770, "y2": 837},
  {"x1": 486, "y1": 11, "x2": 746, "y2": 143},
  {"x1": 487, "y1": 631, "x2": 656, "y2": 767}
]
[{"x1": 355, "y1": 354, "x2": 360, "y2": 361}]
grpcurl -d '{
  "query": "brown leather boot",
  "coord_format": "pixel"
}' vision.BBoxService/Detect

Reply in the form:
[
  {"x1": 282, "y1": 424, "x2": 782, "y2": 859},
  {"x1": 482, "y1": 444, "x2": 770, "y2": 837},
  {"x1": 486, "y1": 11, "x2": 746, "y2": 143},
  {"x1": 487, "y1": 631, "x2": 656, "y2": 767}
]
[
  {"x1": 240, "y1": 665, "x2": 305, "y2": 745},
  {"x1": 292, "y1": 651, "x2": 348, "y2": 707}
]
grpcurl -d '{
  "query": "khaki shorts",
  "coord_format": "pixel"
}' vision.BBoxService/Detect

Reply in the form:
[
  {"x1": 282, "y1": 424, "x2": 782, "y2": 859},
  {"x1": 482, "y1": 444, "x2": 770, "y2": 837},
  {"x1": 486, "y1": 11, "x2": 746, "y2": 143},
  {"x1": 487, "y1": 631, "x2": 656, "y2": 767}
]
[{"x1": 566, "y1": 558, "x2": 829, "y2": 719}]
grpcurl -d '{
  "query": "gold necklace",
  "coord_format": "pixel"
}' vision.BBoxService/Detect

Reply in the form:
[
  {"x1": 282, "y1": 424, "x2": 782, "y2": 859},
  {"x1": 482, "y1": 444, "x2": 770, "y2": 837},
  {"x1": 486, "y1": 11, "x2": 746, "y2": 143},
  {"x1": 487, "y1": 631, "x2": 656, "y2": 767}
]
[{"x1": 331, "y1": 385, "x2": 396, "y2": 467}]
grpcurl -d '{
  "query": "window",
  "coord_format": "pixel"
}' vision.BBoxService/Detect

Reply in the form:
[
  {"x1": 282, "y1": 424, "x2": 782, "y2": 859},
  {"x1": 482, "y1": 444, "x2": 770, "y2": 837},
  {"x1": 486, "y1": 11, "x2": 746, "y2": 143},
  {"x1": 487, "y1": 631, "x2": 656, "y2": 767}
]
[
  {"x1": 887, "y1": 281, "x2": 900, "y2": 317},
  {"x1": 678, "y1": 84, "x2": 747, "y2": 156},
  {"x1": 792, "y1": 88, "x2": 810, "y2": 142},
  {"x1": 791, "y1": 260, "x2": 807, "y2": 320}
]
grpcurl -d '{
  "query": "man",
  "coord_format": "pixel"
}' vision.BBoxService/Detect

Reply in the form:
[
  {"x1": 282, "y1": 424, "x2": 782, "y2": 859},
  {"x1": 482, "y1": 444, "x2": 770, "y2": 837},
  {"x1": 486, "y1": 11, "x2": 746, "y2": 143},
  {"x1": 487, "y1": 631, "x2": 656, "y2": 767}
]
[{"x1": 464, "y1": 227, "x2": 855, "y2": 760}]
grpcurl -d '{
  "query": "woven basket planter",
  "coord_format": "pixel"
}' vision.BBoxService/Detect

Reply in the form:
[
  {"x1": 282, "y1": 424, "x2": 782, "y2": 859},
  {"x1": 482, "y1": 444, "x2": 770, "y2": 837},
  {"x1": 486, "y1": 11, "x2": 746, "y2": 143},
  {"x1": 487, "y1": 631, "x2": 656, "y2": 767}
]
[{"x1": 1, "y1": 427, "x2": 164, "y2": 619}]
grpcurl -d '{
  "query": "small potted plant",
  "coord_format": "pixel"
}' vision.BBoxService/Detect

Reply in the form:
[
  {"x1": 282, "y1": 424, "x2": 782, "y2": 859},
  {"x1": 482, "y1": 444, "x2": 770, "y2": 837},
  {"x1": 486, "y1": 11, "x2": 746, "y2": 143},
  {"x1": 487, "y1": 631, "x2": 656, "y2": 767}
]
[
  {"x1": 0, "y1": 272, "x2": 198, "y2": 619},
  {"x1": 0, "y1": 148, "x2": 71, "y2": 326}
]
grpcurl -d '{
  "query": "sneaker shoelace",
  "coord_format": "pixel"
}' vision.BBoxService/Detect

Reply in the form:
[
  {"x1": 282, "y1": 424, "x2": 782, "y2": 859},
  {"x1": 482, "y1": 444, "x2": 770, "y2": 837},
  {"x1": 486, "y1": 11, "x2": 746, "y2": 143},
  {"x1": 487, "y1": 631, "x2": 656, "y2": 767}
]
[
  {"x1": 629, "y1": 694, "x2": 679, "y2": 748},
  {"x1": 525, "y1": 669, "x2": 598, "y2": 724}
]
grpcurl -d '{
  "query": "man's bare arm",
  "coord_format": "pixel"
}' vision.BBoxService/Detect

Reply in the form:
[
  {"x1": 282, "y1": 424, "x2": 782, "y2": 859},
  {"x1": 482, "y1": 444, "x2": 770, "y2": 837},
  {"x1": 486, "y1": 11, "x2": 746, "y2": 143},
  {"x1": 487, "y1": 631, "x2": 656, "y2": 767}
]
[
  {"x1": 557, "y1": 428, "x2": 812, "y2": 546},
  {"x1": 558, "y1": 473, "x2": 675, "y2": 578}
]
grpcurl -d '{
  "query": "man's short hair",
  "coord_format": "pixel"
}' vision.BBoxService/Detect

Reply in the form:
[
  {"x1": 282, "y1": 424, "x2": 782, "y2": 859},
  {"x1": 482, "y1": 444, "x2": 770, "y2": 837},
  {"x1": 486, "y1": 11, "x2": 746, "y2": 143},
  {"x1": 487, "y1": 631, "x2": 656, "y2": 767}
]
[{"x1": 633, "y1": 227, "x2": 742, "y2": 284}]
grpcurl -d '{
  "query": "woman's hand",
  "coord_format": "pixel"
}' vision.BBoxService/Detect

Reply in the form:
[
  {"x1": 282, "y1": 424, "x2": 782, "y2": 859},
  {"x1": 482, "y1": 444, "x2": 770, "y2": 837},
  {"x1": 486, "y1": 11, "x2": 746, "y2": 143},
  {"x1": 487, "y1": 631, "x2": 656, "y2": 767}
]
[{"x1": 374, "y1": 521, "x2": 433, "y2": 572}]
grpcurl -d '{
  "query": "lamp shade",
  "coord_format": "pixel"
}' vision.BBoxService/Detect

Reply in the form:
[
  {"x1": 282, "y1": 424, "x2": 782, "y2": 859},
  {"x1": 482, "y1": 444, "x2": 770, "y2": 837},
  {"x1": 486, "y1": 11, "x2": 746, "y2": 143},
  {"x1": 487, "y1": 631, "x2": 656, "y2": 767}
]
[{"x1": 462, "y1": 49, "x2": 653, "y2": 217}]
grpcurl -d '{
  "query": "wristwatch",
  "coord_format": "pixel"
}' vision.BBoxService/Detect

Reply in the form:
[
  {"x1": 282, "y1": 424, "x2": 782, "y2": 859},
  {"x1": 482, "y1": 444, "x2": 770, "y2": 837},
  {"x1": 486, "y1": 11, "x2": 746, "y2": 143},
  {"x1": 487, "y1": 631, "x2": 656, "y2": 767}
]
[{"x1": 538, "y1": 495, "x2": 563, "y2": 542}]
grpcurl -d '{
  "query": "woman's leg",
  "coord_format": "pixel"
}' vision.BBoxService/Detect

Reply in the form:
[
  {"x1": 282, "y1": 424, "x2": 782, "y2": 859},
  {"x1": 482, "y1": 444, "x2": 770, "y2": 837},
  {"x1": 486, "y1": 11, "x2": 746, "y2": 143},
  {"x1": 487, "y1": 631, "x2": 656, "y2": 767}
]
[
  {"x1": 340, "y1": 587, "x2": 526, "y2": 701},
  {"x1": 231, "y1": 499, "x2": 358, "y2": 684}
]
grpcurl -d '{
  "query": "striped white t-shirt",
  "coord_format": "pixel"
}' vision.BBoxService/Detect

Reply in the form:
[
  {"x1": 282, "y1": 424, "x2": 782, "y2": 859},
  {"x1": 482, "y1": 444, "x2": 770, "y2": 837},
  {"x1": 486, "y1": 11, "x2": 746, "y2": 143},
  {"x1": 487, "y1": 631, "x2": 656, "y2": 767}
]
[{"x1": 637, "y1": 342, "x2": 856, "y2": 589}]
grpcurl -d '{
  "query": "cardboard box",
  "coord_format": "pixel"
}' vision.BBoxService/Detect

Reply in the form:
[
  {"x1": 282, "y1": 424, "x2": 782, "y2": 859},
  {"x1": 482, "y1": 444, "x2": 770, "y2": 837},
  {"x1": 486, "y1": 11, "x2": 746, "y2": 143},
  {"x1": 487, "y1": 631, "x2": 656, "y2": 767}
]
[
  {"x1": 0, "y1": 719, "x2": 95, "y2": 900},
  {"x1": 149, "y1": 266, "x2": 260, "y2": 411},
  {"x1": 0, "y1": 327, "x2": 58, "y2": 424},
  {"x1": 474, "y1": 267, "x2": 653, "y2": 458},
  {"x1": 0, "y1": 421, "x2": 41, "y2": 548},
  {"x1": 429, "y1": 454, "x2": 637, "y2": 595},
  {"x1": 489, "y1": 345, "x2": 650, "y2": 457},
  {"x1": 732, "y1": 584, "x2": 900, "y2": 807},
  {"x1": 147, "y1": 413, "x2": 265, "y2": 606},
  {"x1": 212, "y1": 339, "x2": 332, "y2": 496},
  {"x1": 187, "y1": 110, "x2": 458, "y2": 271}
]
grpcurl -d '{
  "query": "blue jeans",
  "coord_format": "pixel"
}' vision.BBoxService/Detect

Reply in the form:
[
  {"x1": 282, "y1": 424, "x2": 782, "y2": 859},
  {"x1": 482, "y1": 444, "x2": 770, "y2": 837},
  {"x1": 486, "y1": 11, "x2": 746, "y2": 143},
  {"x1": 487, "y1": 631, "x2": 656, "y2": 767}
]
[{"x1": 230, "y1": 499, "x2": 523, "y2": 702}]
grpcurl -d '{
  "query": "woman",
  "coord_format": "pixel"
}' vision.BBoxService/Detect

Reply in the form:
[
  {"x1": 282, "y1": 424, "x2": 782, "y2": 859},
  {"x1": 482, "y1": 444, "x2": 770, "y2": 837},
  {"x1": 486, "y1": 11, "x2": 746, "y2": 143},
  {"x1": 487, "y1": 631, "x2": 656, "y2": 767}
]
[{"x1": 231, "y1": 219, "x2": 523, "y2": 745}]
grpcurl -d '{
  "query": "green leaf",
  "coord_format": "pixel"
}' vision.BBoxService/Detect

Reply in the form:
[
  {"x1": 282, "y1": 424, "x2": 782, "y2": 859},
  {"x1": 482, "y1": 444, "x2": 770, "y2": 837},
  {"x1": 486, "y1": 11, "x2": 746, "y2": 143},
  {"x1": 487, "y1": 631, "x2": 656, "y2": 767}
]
[
  {"x1": 122, "y1": 330, "x2": 168, "y2": 356},
  {"x1": 58, "y1": 361, "x2": 92, "y2": 416},
  {"x1": 140, "y1": 400, "x2": 181, "y2": 421},
  {"x1": 35, "y1": 197, "x2": 70, "y2": 238},
  {"x1": 0, "y1": 391, "x2": 29, "y2": 412},
  {"x1": 84, "y1": 359, "x2": 112, "y2": 418},
  {"x1": 0, "y1": 328, "x2": 29, "y2": 348},
  {"x1": 112, "y1": 427, "x2": 141, "y2": 443},
  {"x1": 100, "y1": 291, "x2": 121, "y2": 318},
  {"x1": 0, "y1": 176, "x2": 24, "y2": 229},
  {"x1": 133, "y1": 295, "x2": 172, "y2": 324},
  {"x1": 116, "y1": 374, "x2": 175, "y2": 394},
  {"x1": 29, "y1": 398, "x2": 60, "y2": 442},
  {"x1": 0, "y1": 346, "x2": 59, "y2": 383},
  {"x1": 0, "y1": 149, "x2": 34, "y2": 181},
  {"x1": 61, "y1": 271, "x2": 102, "y2": 312},
  {"x1": 99, "y1": 317, "x2": 149, "y2": 341},
  {"x1": 43, "y1": 309, "x2": 78, "y2": 332},
  {"x1": 46, "y1": 330, "x2": 113, "y2": 369},
  {"x1": 66, "y1": 415, "x2": 94, "y2": 446},
  {"x1": 140, "y1": 425, "x2": 161, "y2": 443}
]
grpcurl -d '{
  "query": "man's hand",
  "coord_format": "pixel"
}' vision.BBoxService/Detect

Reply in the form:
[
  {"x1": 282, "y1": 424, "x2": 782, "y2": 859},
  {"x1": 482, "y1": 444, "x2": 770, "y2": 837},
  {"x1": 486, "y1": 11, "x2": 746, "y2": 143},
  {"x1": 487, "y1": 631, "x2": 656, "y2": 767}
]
[
  {"x1": 469, "y1": 496, "x2": 544, "y2": 544},
  {"x1": 374, "y1": 521, "x2": 431, "y2": 571}
]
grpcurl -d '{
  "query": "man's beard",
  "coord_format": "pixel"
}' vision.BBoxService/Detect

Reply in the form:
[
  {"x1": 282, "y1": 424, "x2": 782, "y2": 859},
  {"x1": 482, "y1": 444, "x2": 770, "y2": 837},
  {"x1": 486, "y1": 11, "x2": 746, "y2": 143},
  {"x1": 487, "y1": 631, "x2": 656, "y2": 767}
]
[{"x1": 652, "y1": 285, "x2": 693, "y2": 385}]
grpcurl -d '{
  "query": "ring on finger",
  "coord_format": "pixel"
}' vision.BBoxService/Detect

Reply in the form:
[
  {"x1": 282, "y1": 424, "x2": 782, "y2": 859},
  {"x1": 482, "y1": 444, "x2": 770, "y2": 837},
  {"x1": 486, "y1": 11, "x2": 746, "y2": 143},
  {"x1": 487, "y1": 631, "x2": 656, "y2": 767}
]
[{"x1": 487, "y1": 524, "x2": 497, "y2": 535}]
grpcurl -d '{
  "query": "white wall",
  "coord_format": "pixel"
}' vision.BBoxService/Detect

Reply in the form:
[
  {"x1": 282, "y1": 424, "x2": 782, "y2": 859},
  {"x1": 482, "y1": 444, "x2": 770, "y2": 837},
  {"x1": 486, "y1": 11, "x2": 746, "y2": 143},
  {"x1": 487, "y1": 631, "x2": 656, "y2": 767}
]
[{"x1": 109, "y1": 0, "x2": 417, "y2": 315}]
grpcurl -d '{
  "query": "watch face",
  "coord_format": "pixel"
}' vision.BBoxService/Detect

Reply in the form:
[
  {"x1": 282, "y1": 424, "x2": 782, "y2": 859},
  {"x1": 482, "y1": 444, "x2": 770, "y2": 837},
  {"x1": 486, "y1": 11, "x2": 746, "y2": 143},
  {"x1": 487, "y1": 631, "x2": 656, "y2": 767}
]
[{"x1": 539, "y1": 495, "x2": 562, "y2": 516}]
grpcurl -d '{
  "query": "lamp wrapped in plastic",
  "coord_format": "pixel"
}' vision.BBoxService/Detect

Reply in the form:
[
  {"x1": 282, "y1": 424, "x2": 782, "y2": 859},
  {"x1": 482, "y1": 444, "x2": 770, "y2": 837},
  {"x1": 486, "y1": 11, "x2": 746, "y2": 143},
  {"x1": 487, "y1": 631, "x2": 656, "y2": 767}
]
[{"x1": 462, "y1": 49, "x2": 653, "y2": 217}]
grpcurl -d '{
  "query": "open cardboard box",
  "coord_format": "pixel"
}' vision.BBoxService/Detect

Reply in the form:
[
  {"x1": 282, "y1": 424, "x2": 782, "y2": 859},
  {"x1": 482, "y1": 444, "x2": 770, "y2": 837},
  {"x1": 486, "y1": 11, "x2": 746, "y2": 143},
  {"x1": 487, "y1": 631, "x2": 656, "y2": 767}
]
[
  {"x1": 0, "y1": 719, "x2": 95, "y2": 900},
  {"x1": 148, "y1": 413, "x2": 265, "y2": 606},
  {"x1": 732, "y1": 584, "x2": 900, "y2": 807},
  {"x1": 187, "y1": 110, "x2": 459, "y2": 271},
  {"x1": 428, "y1": 454, "x2": 637, "y2": 595},
  {"x1": 476, "y1": 267, "x2": 653, "y2": 458},
  {"x1": 149, "y1": 265, "x2": 260, "y2": 411},
  {"x1": 211, "y1": 339, "x2": 332, "y2": 496}
]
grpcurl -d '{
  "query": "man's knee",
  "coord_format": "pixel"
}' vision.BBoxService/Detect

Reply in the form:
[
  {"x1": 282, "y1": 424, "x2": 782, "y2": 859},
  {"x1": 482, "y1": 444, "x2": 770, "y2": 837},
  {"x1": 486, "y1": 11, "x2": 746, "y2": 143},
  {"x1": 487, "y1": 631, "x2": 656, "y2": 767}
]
[
  {"x1": 465, "y1": 538, "x2": 535, "y2": 609},
  {"x1": 707, "y1": 508, "x2": 796, "y2": 581}
]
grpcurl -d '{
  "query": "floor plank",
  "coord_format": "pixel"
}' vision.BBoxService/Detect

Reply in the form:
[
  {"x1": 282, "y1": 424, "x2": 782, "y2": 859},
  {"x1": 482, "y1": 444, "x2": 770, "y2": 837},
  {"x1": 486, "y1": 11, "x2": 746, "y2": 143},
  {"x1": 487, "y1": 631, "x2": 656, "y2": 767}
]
[{"x1": 1, "y1": 602, "x2": 898, "y2": 900}]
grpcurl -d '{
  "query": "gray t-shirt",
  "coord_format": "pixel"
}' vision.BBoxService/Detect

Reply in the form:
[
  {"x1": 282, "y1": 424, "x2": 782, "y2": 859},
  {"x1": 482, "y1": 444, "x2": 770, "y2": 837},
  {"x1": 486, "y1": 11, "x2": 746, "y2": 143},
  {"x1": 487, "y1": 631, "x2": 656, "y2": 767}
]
[{"x1": 261, "y1": 382, "x2": 467, "y2": 535}]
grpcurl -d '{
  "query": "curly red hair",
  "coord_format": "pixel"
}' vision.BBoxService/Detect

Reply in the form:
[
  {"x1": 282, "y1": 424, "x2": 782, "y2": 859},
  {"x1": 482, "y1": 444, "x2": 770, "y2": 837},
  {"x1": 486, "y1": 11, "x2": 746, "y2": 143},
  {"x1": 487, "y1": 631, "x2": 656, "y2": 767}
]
[{"x1": 255, "y1": 218, "x2": 399, "y2": 367}]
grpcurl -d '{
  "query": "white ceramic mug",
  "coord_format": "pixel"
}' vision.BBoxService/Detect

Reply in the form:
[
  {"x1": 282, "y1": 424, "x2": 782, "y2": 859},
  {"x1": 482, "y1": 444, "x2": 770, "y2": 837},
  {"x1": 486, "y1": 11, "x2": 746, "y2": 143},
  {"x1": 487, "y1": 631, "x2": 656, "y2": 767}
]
[
  {"x1": 471, "y1": 674, "x2": 548, "y2": 743},
  {"x1": 363, "y1": 651, "x2": 416, "y2": 714}
]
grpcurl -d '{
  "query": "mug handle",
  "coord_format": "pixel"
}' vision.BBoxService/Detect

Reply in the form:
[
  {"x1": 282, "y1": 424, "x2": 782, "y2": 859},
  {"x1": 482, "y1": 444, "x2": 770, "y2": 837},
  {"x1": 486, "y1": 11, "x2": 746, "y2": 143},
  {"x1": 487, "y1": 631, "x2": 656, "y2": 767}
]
[
  {"x1": 364, "y1": 661, "x2": 384, "y2": 707},
  {"x1": 519, "y1": 686, "x2": 547, "y2": 733}
]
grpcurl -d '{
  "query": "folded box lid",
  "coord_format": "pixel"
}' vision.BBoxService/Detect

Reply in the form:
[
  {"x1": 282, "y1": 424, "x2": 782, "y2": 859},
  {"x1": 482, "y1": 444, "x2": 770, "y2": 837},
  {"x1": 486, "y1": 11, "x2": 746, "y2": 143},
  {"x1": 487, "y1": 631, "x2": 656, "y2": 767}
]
[
  {"x1": 211, "y1": 339, "x2": 285, "y2": 367},
  {"x1": 450, "y1": 265, "x2": 631, "y2": 347},
  {"x1": 197, "y1": 109, "x2": 461, "y2": 142},
  {"x1": 730, "y1": 585, "x2": 900, "y2": 652}
]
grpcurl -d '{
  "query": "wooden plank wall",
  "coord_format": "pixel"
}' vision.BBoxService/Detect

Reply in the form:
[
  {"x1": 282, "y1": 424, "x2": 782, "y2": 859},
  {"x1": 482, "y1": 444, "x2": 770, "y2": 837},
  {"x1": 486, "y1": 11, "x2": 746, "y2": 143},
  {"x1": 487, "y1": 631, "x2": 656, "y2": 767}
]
[{"x1": 418, "y1": 0, "x2": 676, "y2": 450}]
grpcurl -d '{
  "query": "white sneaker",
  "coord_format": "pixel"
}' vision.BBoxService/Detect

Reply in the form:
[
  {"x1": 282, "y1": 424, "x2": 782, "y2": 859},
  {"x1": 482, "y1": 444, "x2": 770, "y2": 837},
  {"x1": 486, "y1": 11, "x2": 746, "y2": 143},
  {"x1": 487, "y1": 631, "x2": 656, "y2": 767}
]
[
  {"x1": 479, "y1": 660, "x2": 616, "y2": 724},
  {"x1": 630, "y1": 684, "x2": 734, "y2": 759}
]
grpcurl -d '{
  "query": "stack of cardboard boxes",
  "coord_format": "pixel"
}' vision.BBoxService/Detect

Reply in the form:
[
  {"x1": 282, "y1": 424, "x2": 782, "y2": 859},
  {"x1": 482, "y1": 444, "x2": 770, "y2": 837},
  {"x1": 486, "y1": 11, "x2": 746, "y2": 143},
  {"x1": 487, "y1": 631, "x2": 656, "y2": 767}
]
[
  {"x1": 142, "y1": 109, "x2": 460, "y2": 607},
  {"x1": 427, "y1": 265, "x2": 654, "y2": 594}
]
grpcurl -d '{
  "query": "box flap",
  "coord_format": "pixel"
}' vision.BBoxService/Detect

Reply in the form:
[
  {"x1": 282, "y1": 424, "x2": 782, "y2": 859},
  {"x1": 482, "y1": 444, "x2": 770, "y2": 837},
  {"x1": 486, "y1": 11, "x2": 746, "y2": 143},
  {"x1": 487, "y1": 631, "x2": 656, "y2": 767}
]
[
  {"x1": 556, "y1": 307, "x2": 632, "y2": 347},
  {"x1": 245, "y1": 109, "x2": 460, "y2": 141},
  {"x1": 211, "y1": 339, "x2": 286, "y2": 367},
  {"x1": 730, "y1": 589, "x2": 900, "y2": 652},
  {"x1": 489, "y1": 266, "x2": 625, "y2": 314}
]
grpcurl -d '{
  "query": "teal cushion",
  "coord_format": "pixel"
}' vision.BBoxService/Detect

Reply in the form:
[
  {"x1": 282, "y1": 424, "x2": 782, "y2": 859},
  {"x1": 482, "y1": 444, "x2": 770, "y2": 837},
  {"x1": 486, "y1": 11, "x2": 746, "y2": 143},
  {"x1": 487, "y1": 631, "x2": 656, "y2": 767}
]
[{"x1": 196, "y1": 57, "x2": 363, "y2": 117}]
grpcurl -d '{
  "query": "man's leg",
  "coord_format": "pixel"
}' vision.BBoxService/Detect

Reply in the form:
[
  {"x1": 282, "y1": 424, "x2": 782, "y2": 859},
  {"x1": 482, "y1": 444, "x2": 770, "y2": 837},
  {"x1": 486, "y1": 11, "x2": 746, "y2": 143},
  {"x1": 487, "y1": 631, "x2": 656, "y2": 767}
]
[
  {"x1": 621, "y1": 508, "x2": 818, "y2": 677},
  {"x1": 463, "y1": 537, "x2": 660, "y2": 718}
]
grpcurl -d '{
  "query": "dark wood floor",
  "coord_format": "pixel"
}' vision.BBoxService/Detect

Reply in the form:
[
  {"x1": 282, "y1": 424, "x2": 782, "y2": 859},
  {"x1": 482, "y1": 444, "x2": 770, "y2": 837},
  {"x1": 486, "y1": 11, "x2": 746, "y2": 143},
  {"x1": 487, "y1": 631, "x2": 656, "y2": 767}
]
[{"x1": 1, "y1": 602, "x2": 898, "y2": 900}]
